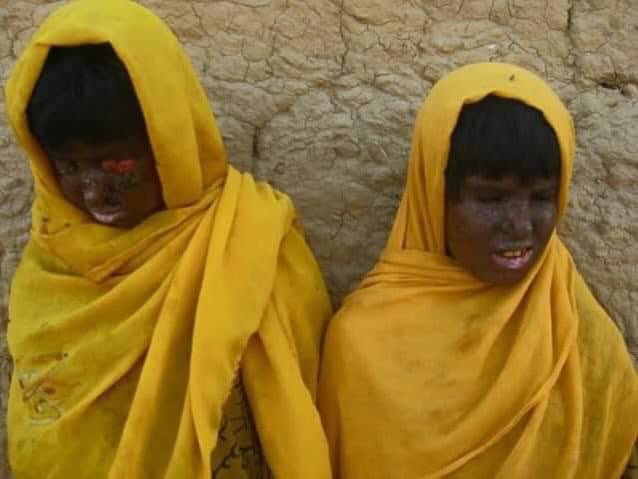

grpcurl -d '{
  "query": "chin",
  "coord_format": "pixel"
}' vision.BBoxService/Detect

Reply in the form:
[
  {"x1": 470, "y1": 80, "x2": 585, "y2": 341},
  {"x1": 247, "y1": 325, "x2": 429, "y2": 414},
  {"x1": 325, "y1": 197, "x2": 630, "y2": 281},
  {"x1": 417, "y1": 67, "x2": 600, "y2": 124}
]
[
  {"x1": 97, "y1": 215, "x2": 135, "y2": 229},
  {"x1": 488, "y1": 267, "x2": 532, "y2": 286},
  {"x1": 114, "y1": 218, "x2": 142, "y2": 229}
]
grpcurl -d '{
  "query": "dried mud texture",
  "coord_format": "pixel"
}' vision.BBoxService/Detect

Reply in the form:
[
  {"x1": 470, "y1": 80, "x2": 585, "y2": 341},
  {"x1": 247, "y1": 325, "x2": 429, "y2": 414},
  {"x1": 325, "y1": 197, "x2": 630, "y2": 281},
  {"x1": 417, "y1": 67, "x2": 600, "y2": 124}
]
[{"x1": 1, "y1": 0, "x2": 637, "y2": 476}]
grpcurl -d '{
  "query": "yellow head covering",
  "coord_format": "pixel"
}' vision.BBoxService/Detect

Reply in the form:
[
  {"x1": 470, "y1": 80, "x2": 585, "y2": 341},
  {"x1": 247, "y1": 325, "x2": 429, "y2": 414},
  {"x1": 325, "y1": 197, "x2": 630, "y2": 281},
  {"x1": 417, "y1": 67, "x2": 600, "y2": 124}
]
[
  {"x1": 319, "y1": 63, "x2": 638, "y2": 478},
  {"x1": 6, "y1": 1, "x2": 332, "y2": 478}
]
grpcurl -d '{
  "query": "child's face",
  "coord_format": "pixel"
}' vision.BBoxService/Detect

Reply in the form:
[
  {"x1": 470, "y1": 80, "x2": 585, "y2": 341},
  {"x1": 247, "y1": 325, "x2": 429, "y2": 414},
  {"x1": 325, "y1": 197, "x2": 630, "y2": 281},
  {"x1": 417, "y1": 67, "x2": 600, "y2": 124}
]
[
  {"x1": 47, "y1": 136, "x2": 164, "y2": 228},
  {"x1": 445, "y1": 175, "x2": 559, "y2": 285}
]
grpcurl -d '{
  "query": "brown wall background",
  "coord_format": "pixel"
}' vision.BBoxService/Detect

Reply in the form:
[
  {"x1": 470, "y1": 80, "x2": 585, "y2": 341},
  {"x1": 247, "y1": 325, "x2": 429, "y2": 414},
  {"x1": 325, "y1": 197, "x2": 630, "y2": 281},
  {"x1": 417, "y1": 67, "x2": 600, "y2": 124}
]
[{"x1": 1, "y1": 0, "x2": 637, "y2": 476}]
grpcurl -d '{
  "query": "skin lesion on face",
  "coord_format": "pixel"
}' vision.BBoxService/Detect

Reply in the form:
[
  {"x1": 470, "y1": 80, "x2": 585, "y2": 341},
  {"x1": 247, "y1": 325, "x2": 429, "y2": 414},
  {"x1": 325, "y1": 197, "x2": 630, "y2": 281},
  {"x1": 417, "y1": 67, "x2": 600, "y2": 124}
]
[
  {"x1": 445, "y1": 174, "x2": 559, "y2": 285},
  {"x1": 47, "y1": 136, "x2": 165, "y2": 228}
]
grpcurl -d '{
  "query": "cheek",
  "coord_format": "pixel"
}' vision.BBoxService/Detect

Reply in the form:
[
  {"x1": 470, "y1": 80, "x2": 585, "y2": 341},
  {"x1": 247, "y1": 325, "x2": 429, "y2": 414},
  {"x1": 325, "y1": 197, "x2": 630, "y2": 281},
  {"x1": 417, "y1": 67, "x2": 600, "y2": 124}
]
[
  {"x1": 57, "y1": 176, "x2": 83, "y2": 205},
  {"x1": 113, "y1": 163, "x2": 150, "y2": 196},
  {"x1": 452, "y1": 202, "x2": 502, "y2": 238},
  {"x1": 532, "y1": 204, "x2": 558, "y2": 236},
  {"x1": 121, "y1": 170, "x2": 164, "y2": 214},
  {"x1": 446, "y1": 202, "x2": 499, "y2": 261}
]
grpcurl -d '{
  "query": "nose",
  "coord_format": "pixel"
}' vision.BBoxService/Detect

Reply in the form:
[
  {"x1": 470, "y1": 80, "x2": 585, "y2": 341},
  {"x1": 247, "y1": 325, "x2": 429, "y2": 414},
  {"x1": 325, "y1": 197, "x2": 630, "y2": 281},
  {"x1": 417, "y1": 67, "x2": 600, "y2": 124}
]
[
  {"x1": 501, "y1": 199, "x2": 533, "y2": 238},
  {"x1": 81, "y1": 171, "x2": 110, "y2": 207}
]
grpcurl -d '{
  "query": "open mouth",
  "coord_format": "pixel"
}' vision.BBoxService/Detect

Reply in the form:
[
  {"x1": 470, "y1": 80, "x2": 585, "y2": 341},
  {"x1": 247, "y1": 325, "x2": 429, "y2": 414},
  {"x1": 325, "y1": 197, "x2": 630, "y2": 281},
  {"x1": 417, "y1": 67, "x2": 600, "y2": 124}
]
[
  {"x1": 491, "y1": 246, "x2": 534, "y2": 270},
  {"x1": 88, "y1": 206, "x2": 127, "y2": 226}
]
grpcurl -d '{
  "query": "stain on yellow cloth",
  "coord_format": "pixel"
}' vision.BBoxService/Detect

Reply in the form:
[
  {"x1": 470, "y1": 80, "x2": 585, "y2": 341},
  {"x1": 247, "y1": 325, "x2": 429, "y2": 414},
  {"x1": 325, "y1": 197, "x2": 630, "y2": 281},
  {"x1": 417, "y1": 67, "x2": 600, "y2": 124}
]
[
  {"x1": 318, "y1": 63, "x2": 638, "y2": 478},
  {"x1": 211, "y1": 377, "x2": 272, "y2": 479},
  {"x1": 5, "y1": 1, "x2": 332, "y2": 478}
]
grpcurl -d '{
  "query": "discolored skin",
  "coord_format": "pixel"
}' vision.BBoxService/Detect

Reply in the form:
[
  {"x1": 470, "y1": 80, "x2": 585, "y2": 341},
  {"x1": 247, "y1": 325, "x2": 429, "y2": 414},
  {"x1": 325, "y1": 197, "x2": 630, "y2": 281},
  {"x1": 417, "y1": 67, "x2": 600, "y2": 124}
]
[
  {"x1": 46, "y1": 136, "x2": 164, "y2": 228},
  {"x1": 445, "y1": 175, "x2": 559, "y2": 285}
]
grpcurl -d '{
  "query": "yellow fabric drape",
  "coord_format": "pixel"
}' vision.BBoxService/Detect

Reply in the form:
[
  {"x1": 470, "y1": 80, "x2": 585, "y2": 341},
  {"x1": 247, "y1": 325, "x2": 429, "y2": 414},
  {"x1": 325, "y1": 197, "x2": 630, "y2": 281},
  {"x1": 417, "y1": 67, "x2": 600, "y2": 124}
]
[
  {"x1": 318, "y1": 63, "x2": 638, "y2": 478},
  {"x1": 5, "y1": 1, "x2": 332, "y2": 478}
]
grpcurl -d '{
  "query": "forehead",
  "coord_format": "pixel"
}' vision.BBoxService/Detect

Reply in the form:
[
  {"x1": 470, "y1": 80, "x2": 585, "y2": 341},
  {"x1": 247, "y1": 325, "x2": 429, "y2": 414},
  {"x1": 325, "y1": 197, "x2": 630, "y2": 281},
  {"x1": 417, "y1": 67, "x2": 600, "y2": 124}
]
[
  {"x1": 463, "y1": 174, "x2": 559, "y2": 189},
  {"x1": 48, "y1": 137, "x2": 149, "y2": 158}
]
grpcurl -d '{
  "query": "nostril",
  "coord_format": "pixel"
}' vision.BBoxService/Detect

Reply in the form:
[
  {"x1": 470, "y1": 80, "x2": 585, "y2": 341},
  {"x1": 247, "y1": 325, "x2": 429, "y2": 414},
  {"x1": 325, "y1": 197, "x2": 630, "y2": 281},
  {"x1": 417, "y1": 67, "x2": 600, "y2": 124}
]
[
  {"x1": 502, "y1": 203, "x2": 533, "y2": 236},
  {"x1": 512, "y1": 215, "x2": 533, "y2": 236}
]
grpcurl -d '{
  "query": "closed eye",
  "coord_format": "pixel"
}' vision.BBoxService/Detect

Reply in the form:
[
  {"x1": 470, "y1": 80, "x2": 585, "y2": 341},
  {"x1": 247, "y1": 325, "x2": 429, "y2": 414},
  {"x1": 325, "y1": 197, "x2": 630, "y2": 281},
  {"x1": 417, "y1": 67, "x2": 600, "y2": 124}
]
[
  {"x1": 474, "y1": 189, "x2": 505, "y2": 203},
  {"x1": 54, "y1": 160, "x2": 79, "y2": 175}
]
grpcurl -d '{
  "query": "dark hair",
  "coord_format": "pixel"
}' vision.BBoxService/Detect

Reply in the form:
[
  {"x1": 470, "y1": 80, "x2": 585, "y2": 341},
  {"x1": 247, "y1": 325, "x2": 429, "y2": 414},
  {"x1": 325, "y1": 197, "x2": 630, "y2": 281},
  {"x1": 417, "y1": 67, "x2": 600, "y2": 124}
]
[
  {"x1": 445, "y1": 95, "x2": 561, "y2": 197},
  {"x1": 27, "y1": 44, "x2": 147, "y2": 151}
]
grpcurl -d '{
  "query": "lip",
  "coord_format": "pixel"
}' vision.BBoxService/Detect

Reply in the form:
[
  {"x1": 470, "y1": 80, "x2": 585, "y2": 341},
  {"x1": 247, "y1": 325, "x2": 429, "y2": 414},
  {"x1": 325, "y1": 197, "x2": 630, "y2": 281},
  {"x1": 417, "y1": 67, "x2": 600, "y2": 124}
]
[
  {"x1": 88, "y1": 207, "x2": 128, "y2": 226},
  {"x1": 490, "y1": 246, "x2": 534, "y2": 271}
]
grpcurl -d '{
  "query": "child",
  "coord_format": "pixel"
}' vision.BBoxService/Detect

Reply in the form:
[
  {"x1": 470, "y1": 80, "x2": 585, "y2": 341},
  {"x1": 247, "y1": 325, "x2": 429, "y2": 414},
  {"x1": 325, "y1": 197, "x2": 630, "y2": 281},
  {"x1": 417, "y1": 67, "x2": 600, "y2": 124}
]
[
  {"x1": 318, "y1": 63, "x2": 638, "y2": 478},
  {"x1": 5, "y1": 1, "x2": 332, "y2": 478}
]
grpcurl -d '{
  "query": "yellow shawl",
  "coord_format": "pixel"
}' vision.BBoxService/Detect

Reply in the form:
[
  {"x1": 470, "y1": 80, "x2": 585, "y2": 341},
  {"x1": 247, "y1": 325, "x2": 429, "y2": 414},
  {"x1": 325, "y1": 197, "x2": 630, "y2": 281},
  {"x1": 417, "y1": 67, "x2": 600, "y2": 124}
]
[
  {"x1": 318, "y1": 63, "x2": 638, "y2": 478},
  {"x1": 6, "y1": 1, "x2": 332, "y2": 478}
]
